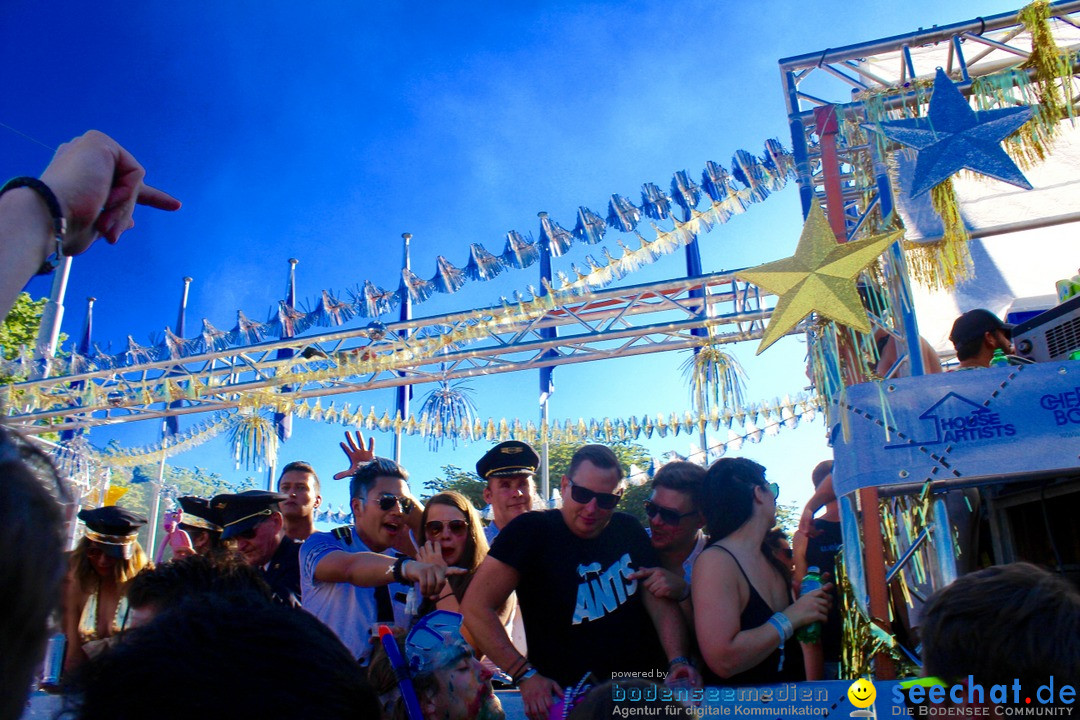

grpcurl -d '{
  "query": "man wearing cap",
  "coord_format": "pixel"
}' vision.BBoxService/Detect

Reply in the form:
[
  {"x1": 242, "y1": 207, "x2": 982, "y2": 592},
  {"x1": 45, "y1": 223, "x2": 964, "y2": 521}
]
[
  {"x1": 463, "y1": 445, "x2": 697, "y2": 720},
  {"x1": 949, "y1": 308, "x2": 1016, "y2": 369},
  {"x1": 477, "y1": 440, "x2": 540, "y2": 543},
  {"x1": 175, "y1": 496, "x2": 223, "y2": 556},
  {"x1": 212, "y1": 490, "x2": 302, "y2": 607},
  {"x1": 276, "y1": 460, "x2": 322, "y2": 541},
  {"x1": 301, "y1": 457, "x2": 463, "y2": 663}
]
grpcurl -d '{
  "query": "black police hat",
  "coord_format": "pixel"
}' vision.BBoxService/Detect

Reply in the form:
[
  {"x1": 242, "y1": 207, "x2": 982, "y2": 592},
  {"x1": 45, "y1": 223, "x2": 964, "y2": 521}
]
[
  {"x1": 78, "y1": 506, "x2": 147, "y2": 560},
  {"x1": 176, "y1": 496, "x2": 223, "y2": 534},
  {"x1": 211, "y1": 490, "x2": 287, "y2": 540},
  {"x1": 476, "y1": 441, "x2": 540, "y2": 480},
  {"x1": 949, "y1": 308, "x2": 1014, "y2": 349}
]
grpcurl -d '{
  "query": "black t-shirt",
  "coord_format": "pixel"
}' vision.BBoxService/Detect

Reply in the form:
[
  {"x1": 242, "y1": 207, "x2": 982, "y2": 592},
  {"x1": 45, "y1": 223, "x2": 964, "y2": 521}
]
[
  {"x1": 805, "y1": 519, "x2": 843, "y2": 663},
  {"x1": 489, "y1": 510, "x2": 666, "y2": 685}
]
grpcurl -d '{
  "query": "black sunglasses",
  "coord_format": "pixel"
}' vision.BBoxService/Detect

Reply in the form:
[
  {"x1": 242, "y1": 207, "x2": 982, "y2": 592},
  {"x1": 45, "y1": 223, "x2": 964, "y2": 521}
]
[
  {"x1": 567, "y1": 478, "x2": 622, "y2": 510},
  {"x1": 234, "y1": 525, "x2": 261, "y2": 540},
  {"x1": 425, "y1": 519, "x2": 469, "y2": 537},
  {"x1": 372, "y1": 493, "x2": 415, "y2": 514},
  {"x1": 644, "y1": 501, "x2": 697, "y2": 526}
]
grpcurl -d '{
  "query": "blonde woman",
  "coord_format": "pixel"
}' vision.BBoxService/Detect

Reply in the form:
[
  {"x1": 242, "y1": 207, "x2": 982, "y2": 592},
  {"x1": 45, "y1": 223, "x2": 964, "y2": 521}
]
[{"x1": 63, "y1": 507, "x2": 150, "y2": 671}]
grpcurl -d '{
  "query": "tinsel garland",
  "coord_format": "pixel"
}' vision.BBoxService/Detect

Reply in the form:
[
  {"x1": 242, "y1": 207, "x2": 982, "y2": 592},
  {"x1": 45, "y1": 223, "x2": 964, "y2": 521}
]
[
  {"x1": 228, "y1": 411, "x2": 278, "y2": 472},
  {"x1": 76, "y1": 393, "x2": 819, "y2": 470},
  {"x1": 1018, "y1": 0, "x2": 1074, "y2": 126},
  {"x1": 902, "y1": 179, "x2": 974, "y2": 291},
  {"x1": 0, "y1": 141, "x2": 796, "y2": 382},
  {"x1": 681, "y1": 343, "x2": 747, "y2": 415}
]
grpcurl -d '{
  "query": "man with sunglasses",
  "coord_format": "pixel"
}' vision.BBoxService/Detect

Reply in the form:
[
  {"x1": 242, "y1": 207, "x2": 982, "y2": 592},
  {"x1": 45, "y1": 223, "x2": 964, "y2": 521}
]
[
  {"x1": 464, "y1": 444, "x2": 698, "y2": 720},
  {"x1": 630, "y1": 461, "x2": 707, "y2": 623},
  {"x1": 301, "y1": 456, "x2": 465, "y2": 663},
  {"x1": 213, "y1": 490, "x2": 302, "y2": 608}
]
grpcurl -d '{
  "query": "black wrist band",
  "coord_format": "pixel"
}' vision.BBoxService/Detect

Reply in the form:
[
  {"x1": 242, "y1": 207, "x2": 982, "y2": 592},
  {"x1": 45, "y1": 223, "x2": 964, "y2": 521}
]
[
  {"x1": 0, "y1": 177, "x2": 66, "y2": 275},
  {"x1": 392, "y1": 556, "x2": 411, "y2": 584}
]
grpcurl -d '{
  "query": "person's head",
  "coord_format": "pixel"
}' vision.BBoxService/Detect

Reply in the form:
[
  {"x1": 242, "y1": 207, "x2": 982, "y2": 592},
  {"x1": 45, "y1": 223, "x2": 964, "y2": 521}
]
[
  {"x1": 477, "y1": 441, "x2": 539, "y2": 530},
  {"x1": 949, "y1": 309, "x2": 1014, "y2": 363},
  {"x1": 72, "y1": 506, "x2": 150, "y2": 590},
  {"x1": 349, "y1": 457, "x2": 413, "y2": 552},
  {"x1": 369, "y1": 611, "x2": 503, "y2": 720},
  {"x1": 276, "y1": 460, "x2": 322, "y2": 522},
  {"x1": 212, "y1": 490, "x2": 287, "y2": 567},
  {"x1": 0, "y1": 427, "x2": 68, "y2": 720},
  {"x1": 697, "y1": 458, "x2": 778, "y2": 542},
  {"x1": 125, "y1": 554, "x2": 273, "y2": 629},
  {"x1": 766, "y1": 527, "x2": 794, "y2": 575},
  {"x1": 66, "y1": 594, "x2": 380, "y2": 720},
  {"x1": 646, "y1": 461, "x2": 705, "y2": 553},
  {"x1": 920, "y1": 563, "x2": 1080, "y2": 700},
  {"x1": 419, "y1": 492, "x2": 488, "y2": 571},
  {"x1": 175, "y1": 495, "x2": 222, "y2": 555},
  {"x1": 560, "y1": 444, "x2": 624, "y2": 540},
  {"x1": 811, "y1": 460, "x2": 833, "y2": 489}
]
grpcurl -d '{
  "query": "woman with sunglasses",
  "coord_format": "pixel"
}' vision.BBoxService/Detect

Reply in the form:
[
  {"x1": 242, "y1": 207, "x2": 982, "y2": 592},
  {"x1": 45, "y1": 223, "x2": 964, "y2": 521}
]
[
  {"x1": 62, "y1": 507, "x2": 151, "y2": 672},
  {"x1": 692, "y1": 458, "x2": 831, "y2": 685},
  {"x1": 415, "y1": 492, "x2": 514, "y2": 653}
]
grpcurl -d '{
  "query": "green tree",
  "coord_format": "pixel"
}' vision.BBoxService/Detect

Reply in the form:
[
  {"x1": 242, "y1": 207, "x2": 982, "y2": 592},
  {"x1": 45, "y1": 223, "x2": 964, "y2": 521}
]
[
  {"x1": 0, "y1": 292, "x2": 66, "y2": 384},
  {"x1": 422, "y1": 464, "x2": 487, "y2": 509}
]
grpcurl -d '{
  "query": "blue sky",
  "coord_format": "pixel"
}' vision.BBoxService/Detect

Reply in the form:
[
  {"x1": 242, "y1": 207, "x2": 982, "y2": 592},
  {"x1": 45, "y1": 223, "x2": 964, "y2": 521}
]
[{"x1": 2, "y1": 0, "x2": 1022, "y2": 519}]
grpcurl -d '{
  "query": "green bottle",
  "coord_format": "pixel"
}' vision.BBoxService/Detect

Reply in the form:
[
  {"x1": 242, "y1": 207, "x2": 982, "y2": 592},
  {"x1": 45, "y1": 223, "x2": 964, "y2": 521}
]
[
  {"x1": 795, "y1": 567, "x2": 822, "y2": 643},
  {"x1": 989, "y1": 348, "x2": 1009, "y2": 367}
]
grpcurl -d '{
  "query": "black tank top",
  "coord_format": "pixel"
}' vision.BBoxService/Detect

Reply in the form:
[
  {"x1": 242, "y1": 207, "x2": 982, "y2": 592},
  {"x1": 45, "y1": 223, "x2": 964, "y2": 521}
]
[{"x1": 701, "y1": 545, "x2": 805, "y2": 686}]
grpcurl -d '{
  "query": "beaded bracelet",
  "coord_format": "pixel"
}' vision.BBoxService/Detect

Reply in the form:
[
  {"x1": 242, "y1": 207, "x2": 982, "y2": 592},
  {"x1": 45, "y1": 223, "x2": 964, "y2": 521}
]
[{"x1": 0, "y1": 177, "x2": 66, "y2": 275}]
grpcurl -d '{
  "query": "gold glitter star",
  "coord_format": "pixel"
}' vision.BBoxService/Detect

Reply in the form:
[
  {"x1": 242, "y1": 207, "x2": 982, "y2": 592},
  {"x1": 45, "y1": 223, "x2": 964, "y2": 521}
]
[{"x1": 737, "y1": 204, "x2": 902, "y2": 354}]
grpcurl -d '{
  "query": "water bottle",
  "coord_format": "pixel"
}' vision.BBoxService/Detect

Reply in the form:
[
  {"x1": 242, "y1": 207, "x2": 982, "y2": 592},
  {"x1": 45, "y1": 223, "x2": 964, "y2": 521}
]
[
  {"x1": 40, "y1": 631, "x2": 66, "y2": 688},
  {"x1": 989, "y1": 348, "x2": 1009, "y2": 367},
  {"x1": 795, "y1": 567, "x2": 822, "y2": 643}
]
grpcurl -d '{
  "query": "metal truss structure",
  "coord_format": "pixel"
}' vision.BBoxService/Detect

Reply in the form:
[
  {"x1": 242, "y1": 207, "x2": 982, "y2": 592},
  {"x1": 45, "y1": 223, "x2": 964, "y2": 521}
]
[
  {"x1": 2, "y1": 272, "x2": 774, "y2": 435},
  {"x1": 778, "y1": 1, "x2": 1080, "y2": 679}
]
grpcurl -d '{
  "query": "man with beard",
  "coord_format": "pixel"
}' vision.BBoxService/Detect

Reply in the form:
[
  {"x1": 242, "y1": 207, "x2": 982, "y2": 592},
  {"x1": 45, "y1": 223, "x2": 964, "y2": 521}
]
[
  {"x1": 276, "y1": 461, "x2": 322, "y2": 541},
  {"x1": 369, "y1": 610, "x2": 504, "y2": 720},
  {"x1": 212, "y1": 490, "x2": 301, "y2": 607}
]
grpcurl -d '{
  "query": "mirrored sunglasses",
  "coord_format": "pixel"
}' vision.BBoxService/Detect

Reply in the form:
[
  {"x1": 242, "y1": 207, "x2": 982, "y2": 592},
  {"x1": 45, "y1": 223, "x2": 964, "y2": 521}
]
[
  {"x1": 643, "y1": 500, "x2": 696, "y2": 526},
  {"x1": 374, "y1": 493, "x2": 415, "y2": 514},
  {"x1": 425, "y1": 519, "x2": 469, "y2": 537},
  {"x1": 763, "y1": 482, "x2": 779, "y2": 499},
  {"x1": 567, "y1": 478, "x2": 621, "y2": 510}
]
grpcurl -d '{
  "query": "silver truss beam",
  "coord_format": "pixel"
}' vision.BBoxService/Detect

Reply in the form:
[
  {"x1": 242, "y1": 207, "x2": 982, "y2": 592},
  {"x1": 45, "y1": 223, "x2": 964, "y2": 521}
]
[{"x1": 1, "y1": 272, "x2": 778, "y2": 434}]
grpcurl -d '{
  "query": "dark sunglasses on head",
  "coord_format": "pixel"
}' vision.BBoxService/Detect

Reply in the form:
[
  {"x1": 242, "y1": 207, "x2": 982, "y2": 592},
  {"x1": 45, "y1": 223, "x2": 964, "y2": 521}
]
[
  {"x1": 644, "y1": 501, "x2": 697, "y2": 526},
  {"x1": 567, "y1": 478, "x2": 621, "y2": 510},
  {"x1": 425, "y1": 519, "x2": 469, "y2": 537},
  {"x1": 373, "y1": 493, "x2": 415, "y2": 514}
]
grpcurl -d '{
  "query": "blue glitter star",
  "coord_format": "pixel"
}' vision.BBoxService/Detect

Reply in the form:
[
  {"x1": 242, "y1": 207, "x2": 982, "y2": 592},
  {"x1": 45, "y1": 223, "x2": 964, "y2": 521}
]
[{"x1": 869, "y1": 68, "x2": 1033, "y2": 197}]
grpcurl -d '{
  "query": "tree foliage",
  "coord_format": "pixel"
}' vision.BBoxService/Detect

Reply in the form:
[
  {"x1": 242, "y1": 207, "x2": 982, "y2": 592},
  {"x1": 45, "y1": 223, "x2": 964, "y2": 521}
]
[{"x1": 0, "y1": 292, "x2": 67, "y2": 384}]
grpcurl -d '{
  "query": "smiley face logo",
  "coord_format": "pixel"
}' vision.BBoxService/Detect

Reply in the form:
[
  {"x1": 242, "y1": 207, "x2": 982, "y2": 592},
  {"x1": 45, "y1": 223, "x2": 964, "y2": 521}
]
[{"x1": 847, "y1": 678, "x2": 876, "y2": 709}]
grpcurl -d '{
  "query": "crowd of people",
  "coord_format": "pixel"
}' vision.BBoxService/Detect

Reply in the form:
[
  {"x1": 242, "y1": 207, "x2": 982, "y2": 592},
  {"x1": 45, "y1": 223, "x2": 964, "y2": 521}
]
[{"x1": 2, "y1": 133, "x2": 1079, "y2": 720}]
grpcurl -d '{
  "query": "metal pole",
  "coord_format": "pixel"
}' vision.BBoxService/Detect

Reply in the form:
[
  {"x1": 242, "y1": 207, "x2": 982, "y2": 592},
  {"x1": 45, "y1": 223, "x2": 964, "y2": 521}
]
[
  {"x1": 147, "y1": 421, "x2": 167, "y2": 554},
  {"x1": 35, "y1": 255, "x2": 72, "y2": 370},
  {"x1": 393, "y1": 234, "x2": 412, "y2": 465}
]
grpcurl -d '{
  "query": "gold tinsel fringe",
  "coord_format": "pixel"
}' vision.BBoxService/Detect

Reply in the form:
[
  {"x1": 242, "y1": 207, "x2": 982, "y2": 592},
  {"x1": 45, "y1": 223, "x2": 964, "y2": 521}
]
[
  {"x1": 1019, "y1": 0, "x2": 1073, "y2": 125},
  {"x1": 902, "y1": 180, "x2": 973, "y2": 290}
]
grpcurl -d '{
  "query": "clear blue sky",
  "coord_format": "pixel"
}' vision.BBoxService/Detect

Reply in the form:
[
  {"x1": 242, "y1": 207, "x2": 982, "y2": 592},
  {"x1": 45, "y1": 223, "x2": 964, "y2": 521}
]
[{"x1": 1, "y1": 0, "x2": 1022, "y2": 520}]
